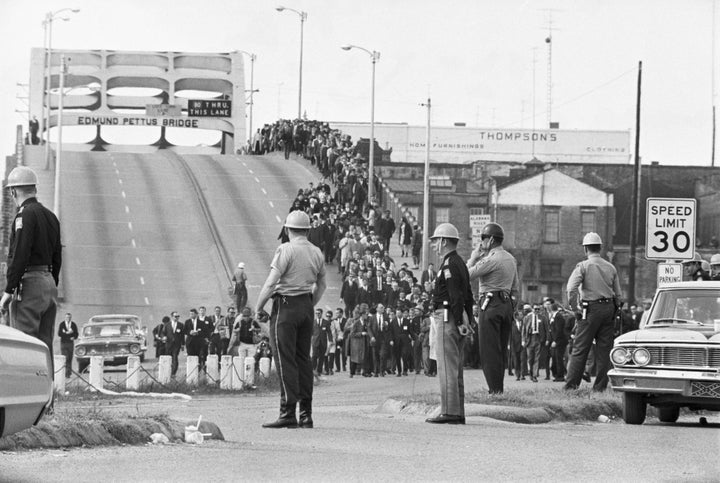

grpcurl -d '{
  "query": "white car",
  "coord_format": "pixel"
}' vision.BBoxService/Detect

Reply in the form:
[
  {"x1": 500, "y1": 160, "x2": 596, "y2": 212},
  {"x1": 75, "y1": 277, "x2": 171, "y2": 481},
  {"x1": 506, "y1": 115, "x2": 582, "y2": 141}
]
[
  {"x1": 0, "y1": 324, "x2": 53, "y2": 437},
  {"x1": 609, "y1": 281, "x2": 720, "y2": 424}
]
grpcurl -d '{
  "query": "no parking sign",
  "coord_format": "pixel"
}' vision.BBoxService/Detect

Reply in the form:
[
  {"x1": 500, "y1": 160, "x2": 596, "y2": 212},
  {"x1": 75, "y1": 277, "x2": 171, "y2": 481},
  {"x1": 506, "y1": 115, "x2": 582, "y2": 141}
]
[{"x1": 645, "y1": 198, "x2": 696, "y2": 261}]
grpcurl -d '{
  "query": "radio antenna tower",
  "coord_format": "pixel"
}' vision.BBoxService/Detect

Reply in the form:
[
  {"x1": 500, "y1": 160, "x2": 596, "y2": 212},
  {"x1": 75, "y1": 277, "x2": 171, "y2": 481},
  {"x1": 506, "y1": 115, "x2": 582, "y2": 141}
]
[{"x1": 544, "y1": 10, "x2": 560, "y2": 128}]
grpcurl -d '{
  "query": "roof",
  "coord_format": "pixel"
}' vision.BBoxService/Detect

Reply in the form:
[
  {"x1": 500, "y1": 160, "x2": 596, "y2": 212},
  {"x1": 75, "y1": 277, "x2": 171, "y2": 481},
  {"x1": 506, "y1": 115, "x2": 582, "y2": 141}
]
[{"x1": 383, "y1": 178, "x2": 484, "y2": 194}]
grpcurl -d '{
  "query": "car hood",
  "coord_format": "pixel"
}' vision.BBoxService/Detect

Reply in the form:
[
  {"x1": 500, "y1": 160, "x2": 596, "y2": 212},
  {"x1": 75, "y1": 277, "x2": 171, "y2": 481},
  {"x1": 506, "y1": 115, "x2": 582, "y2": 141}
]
[
  {"x1": 616, "y1": 327, "x2": 720, "y2": 344},
  {"x1": 0, "y1": 324, "x2": 49, "y2": 348}
]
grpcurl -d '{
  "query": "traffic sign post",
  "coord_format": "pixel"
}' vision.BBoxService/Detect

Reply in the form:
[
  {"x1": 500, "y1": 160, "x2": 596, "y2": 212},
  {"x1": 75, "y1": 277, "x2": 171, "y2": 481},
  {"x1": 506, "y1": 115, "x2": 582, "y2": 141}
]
[
  {"x1": 657, "y1": 262, "x2": 682, "y2": 287},
  {"x1": 645, "y1": 198, "x2": 696, "y2": 261}
]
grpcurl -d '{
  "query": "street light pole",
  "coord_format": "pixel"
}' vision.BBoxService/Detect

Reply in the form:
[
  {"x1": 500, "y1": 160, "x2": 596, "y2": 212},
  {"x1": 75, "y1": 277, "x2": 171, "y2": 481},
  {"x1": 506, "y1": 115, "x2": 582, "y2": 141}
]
[
  {"x1": 341, "y1": 44, "x2": 380, "y2": 207},
  {"x1": 53, "y1": 54, "x2": 67, "y2": 219},
  {"x1": 42, "y1": 8, "x2": 79, "y2": 170},
  {"x1": 276, "y1": 6, "x2": 307, "y2": 119},
  {"x1": 421, "y1": 98, "x2": 431, "y2": 270},
  {"x1": 238, "y1": 51, "x2": 257, "y2": 149}
]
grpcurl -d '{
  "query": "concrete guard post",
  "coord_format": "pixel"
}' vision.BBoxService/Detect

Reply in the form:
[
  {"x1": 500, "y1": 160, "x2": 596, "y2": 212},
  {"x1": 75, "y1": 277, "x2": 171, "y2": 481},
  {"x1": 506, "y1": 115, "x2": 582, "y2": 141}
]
[
  {"x1": 220, "y1": 355, "x2": 232, "y2": 389},
  {"x1": 231, "y1": 356, "x2": 244, "y2": 390},
  {"x1": 53, "y1": 355, "x2": 66, "y2": 394},
  {"x1": 206, "y1": 354, "x2": 219, "y2": 384},
  {"x1": 126, "y1": 356, "x2": 141, "y2": 390},
  {"x1": 186, "y1": 355, "x2": 199, "y2": 386},
  {"x1": 259, "y1": 356, "x2": 271, "y2": 377},
  {"x1": 89, "y1": 356, "x2": 104, "y2": 390},
  {"x1": 158, "y1": 355, "x2": 171, "y2": 384},
  {"x1": 243, "y1": 357, "x2": 255, "y2": 386}
]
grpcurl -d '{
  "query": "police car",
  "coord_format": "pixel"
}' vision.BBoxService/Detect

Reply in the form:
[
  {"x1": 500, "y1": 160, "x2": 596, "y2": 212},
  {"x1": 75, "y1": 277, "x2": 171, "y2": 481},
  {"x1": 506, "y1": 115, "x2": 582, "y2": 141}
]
[{"x1": 608, "y1": 281, "x2": 720, "y2": 424}]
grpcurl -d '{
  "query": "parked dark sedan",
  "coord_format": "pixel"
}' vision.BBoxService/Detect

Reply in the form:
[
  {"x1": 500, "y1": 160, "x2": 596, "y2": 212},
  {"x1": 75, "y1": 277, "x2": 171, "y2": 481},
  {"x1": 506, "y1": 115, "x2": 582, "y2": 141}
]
[{"x1": 75, "y1": 318, "x2": 147, "y2": 372}]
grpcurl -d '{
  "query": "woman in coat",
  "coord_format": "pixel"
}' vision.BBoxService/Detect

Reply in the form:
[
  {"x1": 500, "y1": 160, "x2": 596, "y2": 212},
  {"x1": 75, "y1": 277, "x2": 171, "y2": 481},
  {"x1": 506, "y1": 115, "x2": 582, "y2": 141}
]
[{"x1": 348, "y1": 308, "x2": 373, "y2": 377}]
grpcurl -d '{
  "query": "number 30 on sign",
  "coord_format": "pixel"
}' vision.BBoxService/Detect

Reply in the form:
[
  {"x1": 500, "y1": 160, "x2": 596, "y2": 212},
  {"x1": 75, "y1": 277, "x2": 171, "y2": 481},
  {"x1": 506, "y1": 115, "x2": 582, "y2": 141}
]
[{"x1": 645, "y1": 198, "x2": 696, "y2": 261}]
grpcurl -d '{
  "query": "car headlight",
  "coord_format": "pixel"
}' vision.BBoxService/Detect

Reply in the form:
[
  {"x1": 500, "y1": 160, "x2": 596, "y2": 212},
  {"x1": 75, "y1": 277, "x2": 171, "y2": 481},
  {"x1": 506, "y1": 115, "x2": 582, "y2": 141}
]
[
  {"x1": 75, "y1": 346, "x2": 87, "y2": 357},
  {"x1": 129, "y1": 344, "x2": 141, "y2": 354},
  {"x1": 610, "y1": 347, "x2": 630, "y2": 365},
  {"x1": 632, "y1": 347, "x2": 651, "y2": 366}
]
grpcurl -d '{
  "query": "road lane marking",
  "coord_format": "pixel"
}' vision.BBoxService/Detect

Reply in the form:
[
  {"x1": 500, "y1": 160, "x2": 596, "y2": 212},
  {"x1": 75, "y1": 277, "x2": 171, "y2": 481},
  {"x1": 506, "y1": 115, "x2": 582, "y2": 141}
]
[
  {"x1": 128, "y1": 222, "x2": 133, "y2": 231},
  {"x1": 255, "y1": 177, "x2": 260, "y2": 183},
  {"x1": 275, "y1": 215, "x2": 282, "y2": 223},
  {"x1": 248, "y1": 169, "x2": 253, "y2": 174},
  {"x1": 145, "y1": 297, "x2": 150, "y2": 305},
  {"x1": 261, "y1": 188, "x2": 267, "y2": 195},
  {"x1": 140, "y1": 277, "x2": 145, "y2": 285},
  {"x1": 131, "y1": 239, "x2": 136, "y2": 248},
  {"x1": 121, "y1": 191, "x2": 126, "y2": 199},
  {"x1": 136, "y1": 257, "x2": 141, "y2": 265},
  {"x1": 118, "y1": 178, "x2": 123, "y2": 185},
  {"x1": 125, "y1": 205, "x2": 130, "y2": 214},
  {"x1": 269, "y1": 201, "x2": 274, "y2": 208}
]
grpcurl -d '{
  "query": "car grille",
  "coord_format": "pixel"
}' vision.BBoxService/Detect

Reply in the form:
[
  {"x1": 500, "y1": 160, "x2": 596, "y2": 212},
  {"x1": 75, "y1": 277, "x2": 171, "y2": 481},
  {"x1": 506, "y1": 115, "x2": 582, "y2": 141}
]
[
  {"x1": 78, "y1": 344, "x2": 131, "y2": 356},
  {"x1": 644, "y1": 346, "x2": 720, "y2": 370}
]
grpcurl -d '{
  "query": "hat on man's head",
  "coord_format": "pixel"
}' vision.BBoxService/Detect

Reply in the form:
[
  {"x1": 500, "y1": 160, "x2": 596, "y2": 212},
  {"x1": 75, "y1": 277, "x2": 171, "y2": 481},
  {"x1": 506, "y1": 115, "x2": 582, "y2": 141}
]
[
  {"x1": 241, "y1": 307, "x2": 252, "y2": 316},
  {"x1": 237, "y1": 262, "x2": 245, "y2": 269}
]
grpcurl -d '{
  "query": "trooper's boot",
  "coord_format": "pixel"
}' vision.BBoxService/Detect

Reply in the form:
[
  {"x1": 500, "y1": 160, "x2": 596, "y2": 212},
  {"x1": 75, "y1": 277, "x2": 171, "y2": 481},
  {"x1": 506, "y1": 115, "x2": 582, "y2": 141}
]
[
  {"x1": 262, "y1": 402, "x2": 298, "y2": 428},
  {"x1": 298, "y1": 399, "x2": 313, "y2": 428}
]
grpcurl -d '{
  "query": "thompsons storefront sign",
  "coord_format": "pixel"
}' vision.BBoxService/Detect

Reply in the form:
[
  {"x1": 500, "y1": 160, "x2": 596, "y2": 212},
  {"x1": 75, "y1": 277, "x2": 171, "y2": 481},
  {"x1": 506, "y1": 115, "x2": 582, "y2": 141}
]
[{"x1": 330, "y1": 123, "x2": 631, "y2": 164}]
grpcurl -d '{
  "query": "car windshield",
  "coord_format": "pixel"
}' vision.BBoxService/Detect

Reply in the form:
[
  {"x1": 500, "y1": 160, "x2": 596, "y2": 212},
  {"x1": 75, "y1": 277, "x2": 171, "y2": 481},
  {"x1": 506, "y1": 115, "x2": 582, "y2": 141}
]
[
  {"x1": 82, "y1": 324, "x2": 135, "y2": 337},
  {"x1": 647, "y1": 289, "x2": 720, "y2": 334}
]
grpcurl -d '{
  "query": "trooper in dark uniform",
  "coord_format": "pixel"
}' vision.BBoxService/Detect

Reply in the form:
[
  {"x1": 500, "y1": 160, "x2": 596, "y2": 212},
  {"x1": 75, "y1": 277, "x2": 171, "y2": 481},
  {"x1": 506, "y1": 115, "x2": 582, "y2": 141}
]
[
  {"x1": 564, "y1": 232, "x2": 622, "y2": 391},
  {"x1": 255, "y1": 210, "x2": 326, "y2": 429},
  {"x1": 425, "y1": 223, "x2": 474, "y2": 425},
  {"x1": 466, "y1": 222, "x2": 519, "y2": 394},
  {"x1": 1, "y1": 166, "x2": 62, "y2": 361}
]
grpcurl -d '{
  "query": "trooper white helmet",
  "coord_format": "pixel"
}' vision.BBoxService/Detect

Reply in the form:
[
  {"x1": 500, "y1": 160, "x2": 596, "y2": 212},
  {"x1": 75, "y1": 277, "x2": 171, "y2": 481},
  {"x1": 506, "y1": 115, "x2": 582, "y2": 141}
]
[
  {"x1": 284, "y1": 210, "x2": 311, "y2": 229},
  {"x1": 429, "y1": 223, "x2": 459, "y2": 240},
  {"x1": 710, "y1": 254, "x2": 720, "y2": 266},
  {"x1": 6, "y1": 166, "x2": 38, "y2": 188},
  {"x1": 582, "y1": 232, "x2": 602, "y2": 246}
]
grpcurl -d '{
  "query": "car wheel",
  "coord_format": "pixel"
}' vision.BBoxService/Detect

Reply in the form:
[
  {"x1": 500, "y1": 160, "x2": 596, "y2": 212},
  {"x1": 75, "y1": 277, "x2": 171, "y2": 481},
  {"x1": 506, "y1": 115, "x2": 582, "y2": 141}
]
[
  {"x1": 622, "y1": 392, "x2": 647, "y2": 425},
  {"x1": 657, "y1": 405, "x2": 680, "y2": 423},
  {"x1": 77, "y1": 359, "x2": 89, "y2": 373}
]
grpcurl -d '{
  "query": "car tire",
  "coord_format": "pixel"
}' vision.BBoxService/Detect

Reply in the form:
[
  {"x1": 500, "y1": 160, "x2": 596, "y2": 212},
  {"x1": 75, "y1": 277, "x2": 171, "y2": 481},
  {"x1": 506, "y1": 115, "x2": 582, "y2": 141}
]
[
  {"x1": 77, "y1": 359, "x2": 89, "y2": 373},
  {"x1": 657, "y1": 405, "x2": 680, "y2": 423},
  {"x1": 622, "y1": 392, "x2": 647, "y2": 425}
]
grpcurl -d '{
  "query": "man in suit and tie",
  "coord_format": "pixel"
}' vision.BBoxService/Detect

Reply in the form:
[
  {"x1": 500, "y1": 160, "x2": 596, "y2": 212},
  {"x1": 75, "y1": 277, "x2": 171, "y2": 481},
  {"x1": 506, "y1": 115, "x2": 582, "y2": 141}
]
[
  {"x1": 544, "y1": 298, "x2": 569, "y2": 381},
  {"x1": 369, "y1": 304, "x2": 393, "y2": 376},
  {"x1": 392, "y1": 308, "x2": 414, "y2": 376},
  {"x1": 420, "y1": 263, "x2": 437, "y2": 287},
  {"x1": 311, "y1": 309, "x2": 331, "y2": 376},
  {"x1": 166, "y1": 312, "x2": 185, "y2": 378},
  {"x1": 509, "y1": 308, "x2": 527, "y2": 380},
  {"x1": 522, "y1": 303, "x2": 549, "y2": 382},
  {"x1": 185, "y1": 308, "x2": 211, "y2": 370}
]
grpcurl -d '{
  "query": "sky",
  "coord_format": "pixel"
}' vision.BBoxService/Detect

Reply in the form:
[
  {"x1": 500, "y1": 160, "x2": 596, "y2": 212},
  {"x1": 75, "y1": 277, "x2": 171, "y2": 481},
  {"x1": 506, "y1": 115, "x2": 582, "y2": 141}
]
[{"x1": 1, "y1": 0, "x2": 718, "y2": 167}]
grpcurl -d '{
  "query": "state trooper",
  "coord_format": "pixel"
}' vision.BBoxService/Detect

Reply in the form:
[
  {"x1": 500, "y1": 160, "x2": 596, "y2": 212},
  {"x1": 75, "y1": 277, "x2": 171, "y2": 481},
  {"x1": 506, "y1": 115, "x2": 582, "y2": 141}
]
[
  {"x1": 710, "y1": 254, "x2": 720, "y2": 281},
  {"x1": 564, "y1": 232, "x2": 622, "y2": 391},
  {"x1": 682, "y1": 253, "x2": 711, "y2": 281},
  {"x1": 425, "y1": 223, "x2": 474, "y2": 425},
  {"x1": 1, "y1": 166, "x2": 62, "y2": 359},
  {"x1": 255, "y1": 210, "x2": 326, "y2": 429},
  {"x1": 466, "y1": 222, "x2": 519, "y2": 394}
]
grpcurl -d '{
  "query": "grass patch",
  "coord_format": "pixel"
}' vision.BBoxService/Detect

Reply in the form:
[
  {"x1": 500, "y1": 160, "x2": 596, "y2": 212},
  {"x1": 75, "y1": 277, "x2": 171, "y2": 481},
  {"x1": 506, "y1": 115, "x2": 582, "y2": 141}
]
[{"x1": 396, "y1": 386, "x2": 623, "y2": 422}]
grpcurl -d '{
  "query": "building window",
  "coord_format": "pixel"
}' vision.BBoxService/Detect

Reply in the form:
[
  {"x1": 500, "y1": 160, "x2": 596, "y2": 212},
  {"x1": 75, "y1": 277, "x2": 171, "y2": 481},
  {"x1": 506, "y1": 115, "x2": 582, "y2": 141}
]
[
  {"x1": 435, "y1": 207, "x2": 449, "y2": 224},
  {"x1": 469, "y1": 207, "x2": 486, "y2": 216},
  {"x1": 581, "y1": 209, "x2": 596, "y2": 234},
  {"x1": 540, "y1": 261, "x2": 563, "y2": 278},
  {"x1": 544, "y1": 210, "x2": 560, "y2": 243}
]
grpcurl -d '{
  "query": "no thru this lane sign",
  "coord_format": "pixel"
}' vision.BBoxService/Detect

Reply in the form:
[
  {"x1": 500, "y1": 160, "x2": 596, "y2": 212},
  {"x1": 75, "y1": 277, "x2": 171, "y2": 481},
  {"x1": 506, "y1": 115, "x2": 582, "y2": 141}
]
[{"x1": 645, "y1": 198, "x2": 696, "y2": 261}]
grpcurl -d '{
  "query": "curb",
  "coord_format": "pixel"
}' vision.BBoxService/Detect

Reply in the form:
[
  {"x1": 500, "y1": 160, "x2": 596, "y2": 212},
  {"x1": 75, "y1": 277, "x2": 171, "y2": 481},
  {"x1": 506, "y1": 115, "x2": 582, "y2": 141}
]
[
  {"x1": 0, "y1": 418, "x2": 224, "y2": 451},
  {"x1": 377, "y1": 398, "x2": 553, "y2": 424}
]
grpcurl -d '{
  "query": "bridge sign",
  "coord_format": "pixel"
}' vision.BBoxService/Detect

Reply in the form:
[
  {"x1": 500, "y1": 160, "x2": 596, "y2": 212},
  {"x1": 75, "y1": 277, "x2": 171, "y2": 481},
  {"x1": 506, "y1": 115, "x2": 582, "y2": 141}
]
[
  {"x1": 188, "y1": 99, "x2": 232, "y2": 117},
  {"x1": 646, "y1": 198, "x2": 695, "y2": 261}
]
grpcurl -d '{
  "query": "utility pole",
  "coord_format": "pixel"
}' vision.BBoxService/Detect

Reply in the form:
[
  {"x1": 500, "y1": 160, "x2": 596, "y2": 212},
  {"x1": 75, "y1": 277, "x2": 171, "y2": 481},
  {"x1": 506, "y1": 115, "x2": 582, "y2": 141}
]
[
  {"x1": 421, "y1": 98, "x2": 431, "y2": 270},
  {"x1": 628, "y1": 61, "x2": 642, "y2": 306}
]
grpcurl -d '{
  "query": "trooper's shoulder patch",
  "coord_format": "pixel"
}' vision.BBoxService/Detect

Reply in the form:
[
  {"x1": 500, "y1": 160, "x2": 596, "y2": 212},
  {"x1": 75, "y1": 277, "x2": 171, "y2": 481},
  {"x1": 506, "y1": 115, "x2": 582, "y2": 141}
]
[
  {"x1": 443, "y1": 268, "x2": 452, "y2": 279},
  {"x1": 15, "y1": 217, "x2": 22, "y2": 230}
]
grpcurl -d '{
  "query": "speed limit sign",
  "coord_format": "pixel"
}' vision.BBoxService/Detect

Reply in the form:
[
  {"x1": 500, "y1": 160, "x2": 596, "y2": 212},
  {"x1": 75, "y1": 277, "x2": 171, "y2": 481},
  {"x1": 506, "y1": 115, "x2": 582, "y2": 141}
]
[{"x1": 646, "y1": 198, "x2": 696, "y2": 260}]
